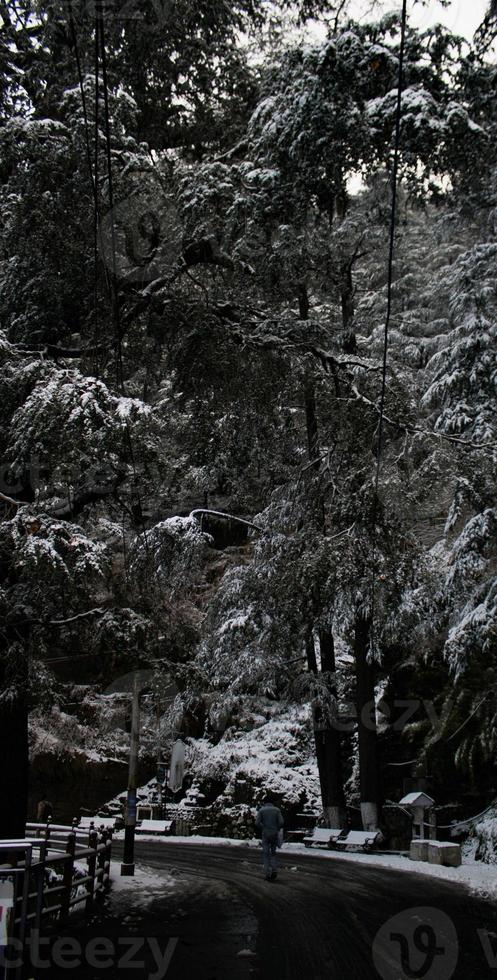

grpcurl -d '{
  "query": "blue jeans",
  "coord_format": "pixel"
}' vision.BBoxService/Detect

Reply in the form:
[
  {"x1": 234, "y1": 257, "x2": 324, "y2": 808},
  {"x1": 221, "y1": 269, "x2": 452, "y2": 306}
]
[{"x1": 262, "y1": 836, "x2": 278, "y2": 875}]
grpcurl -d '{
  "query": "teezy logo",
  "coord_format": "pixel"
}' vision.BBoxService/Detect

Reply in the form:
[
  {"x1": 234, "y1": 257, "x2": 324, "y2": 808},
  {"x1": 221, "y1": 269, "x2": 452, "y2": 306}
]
[
  {"x1": 372, "y1": 907, "x2": 458, "y2": 980},
  {"x1": 99, "y1": 191, "x2": 181, "y2": 283}
]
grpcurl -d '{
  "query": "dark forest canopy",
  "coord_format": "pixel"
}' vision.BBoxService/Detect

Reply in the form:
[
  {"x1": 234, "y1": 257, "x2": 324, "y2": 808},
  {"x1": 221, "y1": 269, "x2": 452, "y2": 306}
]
[
  {"x1": 0, "y1": 0, "x2": 496, "y2": 839},
  {"x1": 0, "y1": 0, "x2": 357, "y2": 151}
]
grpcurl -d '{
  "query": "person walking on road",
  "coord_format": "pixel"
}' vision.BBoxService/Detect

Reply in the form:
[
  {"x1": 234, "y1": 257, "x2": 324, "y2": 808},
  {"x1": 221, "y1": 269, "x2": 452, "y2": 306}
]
[{"x1": 256, "y1": 795, "x2": 284, "y2": 881}]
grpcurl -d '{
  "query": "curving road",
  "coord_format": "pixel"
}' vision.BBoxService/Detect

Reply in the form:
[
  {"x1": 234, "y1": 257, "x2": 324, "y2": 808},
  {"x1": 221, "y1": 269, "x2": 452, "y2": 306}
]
[
  {"x1": 47, "y1": 840, "x2": 497, "y2": 980},
  {"x1": 120, "y1": 841, "x2": 496, "y2": 980}
]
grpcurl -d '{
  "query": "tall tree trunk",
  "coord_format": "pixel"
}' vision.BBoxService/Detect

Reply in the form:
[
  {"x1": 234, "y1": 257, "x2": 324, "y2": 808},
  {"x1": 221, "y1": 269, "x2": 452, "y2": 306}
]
[
  {"x1": 305, "y1": 631, "x2": 318, "y2": 674},
  {"x1": 301, "y1": 283, "x2": 325, "y2": 528},
  {"x1": 299, "y1": 283, "x2": 347, "y2": 826},
  {"x1": 306, "y1": 631, "x2": 329, "y2": 814},
  {"x1": 340, "y1": 262, "x2": 354, "y2": 331},
  {"x1": 354, "y1": 614, "x2": 381, "y2": 830},
  {"x1": 340, "y1": 261, "x2": 357, "y2": 354},
  {"x1": 297, "y1": 282, "x2": 310, "y2": 320},
  {"x1": 0, "y1": 618, "x2": 30, "y2": 841},
  {"x1": 299, "y1": 282, "x2": 318, "y2": 466},
  {"x1": 306, "y1": 632, "x2": 346, "y2": 828},
  {"x1": 335, "y1": 187, "x2": 348, "y2": 221},
  {"x1": 319, "y1": 630, "x2": 346, "y2": 828},
  {"x1": 304, "y1": 377, "x2": 320, "y2": 471},
  {"x1": 0, "y1": 676, "x2": 29, "y2": 840}
]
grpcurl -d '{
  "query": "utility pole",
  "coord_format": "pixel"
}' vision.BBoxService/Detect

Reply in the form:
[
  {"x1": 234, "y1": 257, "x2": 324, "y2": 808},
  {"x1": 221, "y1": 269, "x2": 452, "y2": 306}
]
[{"x1": 121, "y1": 675, "x2": 140, "y2": 876}]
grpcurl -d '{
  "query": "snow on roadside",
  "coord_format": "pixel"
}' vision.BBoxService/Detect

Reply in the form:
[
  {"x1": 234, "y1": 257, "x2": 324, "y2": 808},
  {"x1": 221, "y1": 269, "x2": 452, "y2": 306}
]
[
  {"x1": 283, "y1": 843, "x2": 497, "y2": 902},
  {"x1": 113, "y1": 831, "x2": 254, "y2": 847},
  {"x1": 119, "y1": 836, "x2": 497, "y2": 903},
  {"x1": 109, "y1": 860, "x2": 177, "y2": 911}
]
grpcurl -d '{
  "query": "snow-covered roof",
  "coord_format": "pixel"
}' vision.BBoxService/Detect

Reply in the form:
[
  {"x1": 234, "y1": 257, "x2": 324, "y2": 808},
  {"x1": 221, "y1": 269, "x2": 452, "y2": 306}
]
[{"x1": 400, "y1": 792, "x2": 435, "y2": 808}]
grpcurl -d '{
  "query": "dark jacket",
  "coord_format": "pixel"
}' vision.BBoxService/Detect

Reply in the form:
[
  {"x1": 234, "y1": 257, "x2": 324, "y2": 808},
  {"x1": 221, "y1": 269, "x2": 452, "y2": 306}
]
[
  {"x1": 256, "y1": 802, "x2": 284, "y2": 841},
  {"x1": 37, "y1": 800, "x2": 53, "y2": 822}
]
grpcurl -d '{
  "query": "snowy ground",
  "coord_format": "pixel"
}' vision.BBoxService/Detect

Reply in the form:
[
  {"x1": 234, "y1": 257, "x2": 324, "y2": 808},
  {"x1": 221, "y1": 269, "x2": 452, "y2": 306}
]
[
  {"x1": 110, "y1": 835, "x2": 497, "y2": 903},
  {"x1": 109, "y1": 860, "x2": 178, "y2": 911},
  {"x1": 284, "y1": 842, "x2": 497, "y2": 903}
]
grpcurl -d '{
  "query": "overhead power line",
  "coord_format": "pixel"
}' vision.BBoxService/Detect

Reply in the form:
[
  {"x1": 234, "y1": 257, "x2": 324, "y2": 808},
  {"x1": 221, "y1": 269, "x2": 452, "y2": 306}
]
[{"x1": 369, "y1": 0, "x2": 408, "y2": 653}]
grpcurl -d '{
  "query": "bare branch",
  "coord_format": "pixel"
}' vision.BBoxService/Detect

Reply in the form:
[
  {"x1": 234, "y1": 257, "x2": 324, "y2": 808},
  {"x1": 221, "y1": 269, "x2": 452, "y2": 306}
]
[
  {"x1": 350, "y1": 384, "x2": 497, "y2": 452},
  {"x1": 190, "y1": 509, "x2": 262, "y2": 533},
  {"x1": 13, "y1": 343, "x2": 108, "y2": 359},
  {"x1": 48, "y1": 608, "x2": 106, "y2": 625},
  {"x1": 0, "y1": 491, "x2": 21, "y2": 509}
]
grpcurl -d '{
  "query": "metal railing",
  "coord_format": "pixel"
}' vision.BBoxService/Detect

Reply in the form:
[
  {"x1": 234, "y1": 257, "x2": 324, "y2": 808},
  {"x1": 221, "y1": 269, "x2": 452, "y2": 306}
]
[
  {"x1": 0, "y1": 822, "x2": 113, "y2": 977},
  {"x1": 25, "y1": 821, "x2": 113, "y2": 917}
]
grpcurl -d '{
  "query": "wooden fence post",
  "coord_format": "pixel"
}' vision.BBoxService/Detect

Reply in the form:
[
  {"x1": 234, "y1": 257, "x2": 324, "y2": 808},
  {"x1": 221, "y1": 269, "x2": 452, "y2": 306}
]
[
  {"x1": 18, "y1": 845, "x2": 33, "y2": 975},
  {"x1": 103, "y1": 830, "x2": 112, "y2": 892},
  {"x1": 61, "y1": 833, "x2": 76, "y2": 921},
  {"x1": 85, "y1": 831, "x2": 98, "y2": 913},
  {"x1": 96, "y1": 832, "x2": 105, "y2": 899},
  {"x1": 34, "y1": 839, "x2": 47, "y2": 934}
]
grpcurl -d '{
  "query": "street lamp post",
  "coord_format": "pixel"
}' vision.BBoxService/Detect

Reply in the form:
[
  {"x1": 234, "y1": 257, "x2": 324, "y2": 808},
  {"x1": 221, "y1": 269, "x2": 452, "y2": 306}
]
[{"x1": 121, "y1": 675, "x2": 140, "y2": 876}]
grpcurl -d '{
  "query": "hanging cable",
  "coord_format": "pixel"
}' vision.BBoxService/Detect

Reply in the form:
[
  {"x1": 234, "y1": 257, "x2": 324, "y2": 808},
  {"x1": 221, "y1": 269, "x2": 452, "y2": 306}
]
[
  {"x1": 99, "y1": 11, "x2": 124, "y2": 392},
  {"x1": 98, "y1": 7, "x2": 149, "y2": 554},
  {"x1": 438, "y1": 796, "x2": 497, "y2": 830},
  {"x1": 67, "y1": 8, "x2": 101, "y2": 376},
  {"x1": 65, "y1": 3, "x2": 149, "y2": 558},
  {"x1": 369, "y1": 0, "x2": 408, "y2": 655},
  {"x1": 68, "y1": 9, "x2": 96, "y2": 203},
  {"x1": 93, "y1": 6, "x2": 101, "y2": 374}
]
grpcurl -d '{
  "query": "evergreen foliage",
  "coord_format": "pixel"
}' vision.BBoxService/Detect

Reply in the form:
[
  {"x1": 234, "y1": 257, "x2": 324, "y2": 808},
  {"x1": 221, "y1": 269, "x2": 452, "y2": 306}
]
[{"x1": 0, "y1": 0, "x2": 496, "y2": 838}]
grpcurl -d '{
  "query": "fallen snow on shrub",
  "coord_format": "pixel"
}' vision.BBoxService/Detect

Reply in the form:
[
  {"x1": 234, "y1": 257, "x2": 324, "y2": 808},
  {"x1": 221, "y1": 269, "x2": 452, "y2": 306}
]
[{"x1": 464, "y1": 806, "x2": 497, "y2": 865}]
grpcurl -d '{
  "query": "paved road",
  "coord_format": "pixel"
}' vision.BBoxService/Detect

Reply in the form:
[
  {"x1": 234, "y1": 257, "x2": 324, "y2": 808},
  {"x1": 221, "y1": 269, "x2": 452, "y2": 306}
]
[{"x1": 48, "y1": 841, "x2": 497, "y2": 980}]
